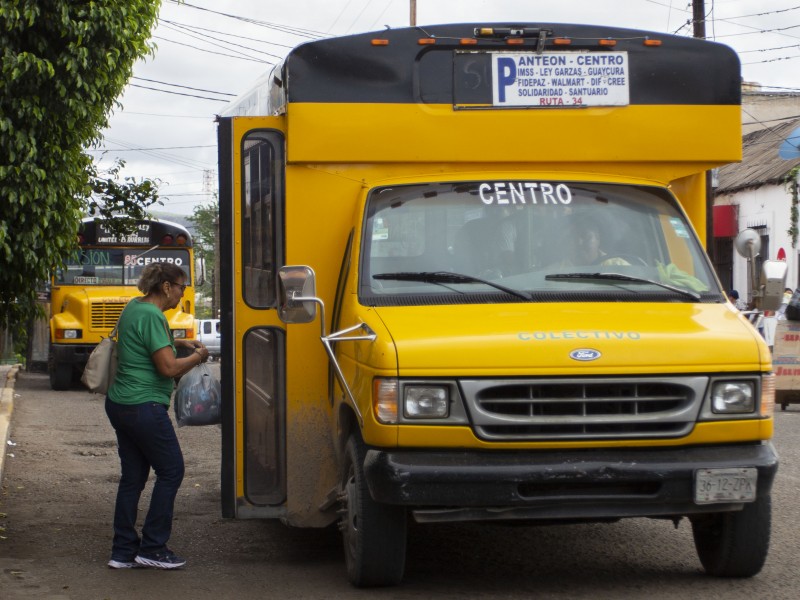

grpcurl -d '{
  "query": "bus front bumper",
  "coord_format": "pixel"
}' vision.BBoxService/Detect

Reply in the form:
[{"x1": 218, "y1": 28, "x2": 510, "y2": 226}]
[
  {"x1": 362, "y1": 443, "x2": 778, "y2": 523},
  {"x1": 50, "y1": 344, "x2": 95, "y2": 367}
]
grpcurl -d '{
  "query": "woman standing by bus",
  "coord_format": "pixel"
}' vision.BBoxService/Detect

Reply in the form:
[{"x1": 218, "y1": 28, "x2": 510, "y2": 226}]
[{"x1": 105, "y1": 262, "x2": 209, "y2": 570}]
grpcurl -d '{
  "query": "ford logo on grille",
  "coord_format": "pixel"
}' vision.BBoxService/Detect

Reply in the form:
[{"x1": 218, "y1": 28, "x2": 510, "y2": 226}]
[{"x1": 570, "y1": 349, "x2": 601, "y2": 361}]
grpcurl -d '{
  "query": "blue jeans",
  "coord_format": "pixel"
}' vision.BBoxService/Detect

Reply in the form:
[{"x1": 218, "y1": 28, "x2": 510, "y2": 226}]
[{"x1": 105, "y1": 398, "x2": 185, "y2": 560}]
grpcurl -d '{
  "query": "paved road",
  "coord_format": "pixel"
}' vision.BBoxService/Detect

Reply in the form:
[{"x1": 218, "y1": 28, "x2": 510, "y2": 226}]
[{"x1": 1, "y1": 369, "x2": 799, "y2": 599}]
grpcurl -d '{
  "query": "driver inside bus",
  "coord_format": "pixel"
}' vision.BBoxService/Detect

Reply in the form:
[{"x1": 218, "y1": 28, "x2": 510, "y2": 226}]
[{"x1": 564, "y1": 218, "x2": 631, "y2": 267}]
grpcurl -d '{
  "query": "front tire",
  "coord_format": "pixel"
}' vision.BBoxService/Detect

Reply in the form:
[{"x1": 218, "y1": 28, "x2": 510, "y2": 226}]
[
  {"x1": 340, "y1": 433, "x2": 407, "y2": 587},
  {"x1": 49, "y1": 360, "x2": 72, "y2": 391},
  {"x1": 691, "y1": 495, "x2": 771, "y2": 577}
]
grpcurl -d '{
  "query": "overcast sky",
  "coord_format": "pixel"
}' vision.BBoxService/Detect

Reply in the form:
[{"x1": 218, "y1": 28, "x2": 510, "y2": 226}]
[{"x1": 92, "y1": 0, "x2": 800, "y2": 216}]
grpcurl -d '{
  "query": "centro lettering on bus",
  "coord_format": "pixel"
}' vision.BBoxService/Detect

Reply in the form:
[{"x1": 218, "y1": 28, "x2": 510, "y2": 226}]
[
  {"x1": 479, "y1": 182, "x2": 572, "y2": 205},
  {"x1": 518, "y1": 331, "x2": 642, "y2": 341},
  {"x1": 125, "y1": 256, "x2": 184, "y2": 267}
]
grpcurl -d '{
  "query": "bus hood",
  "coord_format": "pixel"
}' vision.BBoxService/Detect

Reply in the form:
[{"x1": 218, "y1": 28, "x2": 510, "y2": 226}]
[{"x1": 371, "y1": 303, "x2": 768, "y2": 375}]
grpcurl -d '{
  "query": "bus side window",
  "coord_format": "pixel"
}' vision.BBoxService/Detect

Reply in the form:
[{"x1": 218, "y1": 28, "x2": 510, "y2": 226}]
[{"x1": 242, "y1": 130, "x2": 285, "y2": 308}]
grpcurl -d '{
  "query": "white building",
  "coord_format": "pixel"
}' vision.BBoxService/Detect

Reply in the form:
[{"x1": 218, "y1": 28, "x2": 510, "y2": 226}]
[{"x1": 713, "y1": 92, "x2": 800, "y2": 302}]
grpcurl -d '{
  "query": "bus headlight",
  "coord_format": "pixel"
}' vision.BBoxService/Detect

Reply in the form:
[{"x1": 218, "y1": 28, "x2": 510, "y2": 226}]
[
  {"x1": 404, "y1": 385, "x2": 449, "y2": 419},
  {"x1": 711, "y1": 381, "x2": 755, "y2": 414},
  {"x1": 172, "y1": 329, "x2": 187, "y2": 339},
  {"x1": 56, "y1": 329, "x2": 82, "y2": 340}
]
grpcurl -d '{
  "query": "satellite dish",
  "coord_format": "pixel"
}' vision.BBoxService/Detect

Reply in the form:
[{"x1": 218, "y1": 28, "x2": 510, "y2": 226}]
[
  {"x1": 734, "y1": 228, "x2": 761, "y2": 259},
  {"x1": 779, "y1": 127, "x2": 800, "y2": 159}
]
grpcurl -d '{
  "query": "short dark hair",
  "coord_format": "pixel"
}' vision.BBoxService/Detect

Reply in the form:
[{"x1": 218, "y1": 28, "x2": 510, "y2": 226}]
[{"x1": 137, "y1": 262, "x2": 187, "y2": 294}]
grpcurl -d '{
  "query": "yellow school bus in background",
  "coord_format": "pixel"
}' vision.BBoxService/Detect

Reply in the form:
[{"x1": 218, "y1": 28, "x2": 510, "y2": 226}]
[
  {"x1": 217, "y1": 24, "x2": 786, "y2": 586},
  {"x1": 49, "y1": 218, "x2": 197, "y2": 390}
]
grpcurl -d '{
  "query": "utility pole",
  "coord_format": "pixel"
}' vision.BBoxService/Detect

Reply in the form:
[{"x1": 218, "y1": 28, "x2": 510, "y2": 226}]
[
  {"x1": 410, "y1": 0, "x2": 416, "y2": 26},
  {"x1": 693, "y1": 0, "x2": 715, "y2": 260}
]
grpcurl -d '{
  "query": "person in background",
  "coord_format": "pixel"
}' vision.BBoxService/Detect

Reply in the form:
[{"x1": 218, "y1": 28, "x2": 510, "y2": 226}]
[
  {"x1": 776, "y1": 288, "x2": 793, "y2": 320},
  {"x1": 105, "y1": 262, "x2": 209, "y2": 570},
  {"x1": 727, "y1": 289, "x2": 748, "y2": 311},
  {"x1": 558, "y1": 218, "x2": 631, "y2": 267}
]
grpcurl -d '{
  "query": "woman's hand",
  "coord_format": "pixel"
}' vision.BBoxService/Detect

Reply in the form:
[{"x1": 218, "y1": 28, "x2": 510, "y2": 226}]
[
  {"x1": 152, "y1": 343, "x2": 210, "y2": 378},
  {"x1": 175, "y1": 339, "x2": 205, "y2": 350}
]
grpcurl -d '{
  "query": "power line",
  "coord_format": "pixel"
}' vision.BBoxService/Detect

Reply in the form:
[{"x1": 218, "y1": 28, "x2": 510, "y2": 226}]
[
  {"x1": 161, "y1": 18, "x2": 296, "y2": 50},
  {"x1": 102, "y1": 137, "x2": 211, "y2": 170},
  {"x1": 152, "y1": 34, "x2": 268, "y2": 63},
  {"x1": 160, "y1": 22, "x2": 268, "y2": 63},
  {"x1": 88, "y1": 145, "x2": 216, "y2": 152},
  {"x1": 109, "y1": 111, "x2": 211, "y2": 119},
  {"x1": 168, "y1": 1, "x2": 327, "y2": 39},
  {"x1": 161, "y1": 19, "x2": 286, "y2": 60},
  {"x1": 128, "y1": 83, "x2": 230, "y2": 102},
  {"x1": 131, "y1": 77, "x2": 235, "y2": 97}
]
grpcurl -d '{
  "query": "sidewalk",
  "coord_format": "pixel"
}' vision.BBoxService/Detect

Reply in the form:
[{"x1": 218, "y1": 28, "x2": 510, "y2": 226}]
[{"x1": 0, "y1": 363, "x2": 20, "y2": 487}]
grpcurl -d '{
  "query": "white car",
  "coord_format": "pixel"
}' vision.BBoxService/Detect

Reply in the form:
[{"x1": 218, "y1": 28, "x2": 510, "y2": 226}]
[{"x1": 196, "y1": 319, "x2": 220, "y2": 358}]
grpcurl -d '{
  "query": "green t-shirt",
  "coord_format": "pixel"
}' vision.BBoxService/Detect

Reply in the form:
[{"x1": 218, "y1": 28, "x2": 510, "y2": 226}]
[{"x1": 108, "y1": 298, "x2": 176, "y2": 406}]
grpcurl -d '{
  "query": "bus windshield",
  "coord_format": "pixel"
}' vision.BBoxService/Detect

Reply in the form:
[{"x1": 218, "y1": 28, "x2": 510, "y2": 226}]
[
  {"x1": 55, "y1": 248, "x2": 192, "y2": 286},
  {"x1": 360, "y1": 181, "x2": 721, "y2": 304}
]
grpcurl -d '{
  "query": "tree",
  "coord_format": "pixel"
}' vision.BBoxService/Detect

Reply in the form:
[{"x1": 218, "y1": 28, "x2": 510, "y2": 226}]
[
  {"x1": 87, "y1": 159, "x2": 163, "y2": 223},
  {"x1": 188, "y1": 200, "x2": 219, "y2": 318},
  {"x1": 0, "y1": 0, "x2": 162, "y2": 339}
]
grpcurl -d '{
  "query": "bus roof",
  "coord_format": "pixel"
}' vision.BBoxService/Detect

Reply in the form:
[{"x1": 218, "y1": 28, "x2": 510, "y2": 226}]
[
  {"x1": 223, "y1": 23, "x2": 740, "y2": 116},
  {"x1": 79, "y1": 217, "x2": 193, "y2": 247},
  {"x1": 220, "y1": 24, "x2": 741, "y2": 171}
]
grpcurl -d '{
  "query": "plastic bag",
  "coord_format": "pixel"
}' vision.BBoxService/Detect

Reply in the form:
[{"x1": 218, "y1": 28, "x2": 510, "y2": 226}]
[{"x1": 173, "y1": 363, "x2": 221, "y2": 427}]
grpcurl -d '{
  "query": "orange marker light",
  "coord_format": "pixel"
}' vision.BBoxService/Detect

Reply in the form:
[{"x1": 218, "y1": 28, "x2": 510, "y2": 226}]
[
  {"x1": 371, "y1": 39, "x2": 389, "y2": 46},
  {"x1": 506, "y1": 38, "x2": 524, "y2": 45},
  {"x1": 643, "y1": 38, "x2": 663, "y2": 46},
  {"x1": 418, "y1": 38, "x2": 436, "y2": 45},
  {"x1": 599, "y1": 38, "x2": 617, "y2": 47},
  {"x1": 553, "y1": 38, "x2": 572, "y2": 46},
  {"x1": 460, "y1": 38, "x2": 478, "y2": 45}
]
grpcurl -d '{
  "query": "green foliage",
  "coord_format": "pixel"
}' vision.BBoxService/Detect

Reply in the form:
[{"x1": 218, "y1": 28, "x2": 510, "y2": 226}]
[
  {"x1": 188, "y1": 200, "x2": 219, "y2": 318},
  {"x1": 87, "y1": 159, "x2": 163, "y2": 235},
  {"x1": 785, "y1": 166, "x2": 800, "y2": 249},
  {"x1": 0, "y1": 0, "x2": 162, "y2": 333}
]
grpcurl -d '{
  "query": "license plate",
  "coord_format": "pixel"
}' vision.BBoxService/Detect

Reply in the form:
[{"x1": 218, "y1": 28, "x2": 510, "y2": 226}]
[{"x1": 695, "y1": 468, "x2": 757, "y2": 504}]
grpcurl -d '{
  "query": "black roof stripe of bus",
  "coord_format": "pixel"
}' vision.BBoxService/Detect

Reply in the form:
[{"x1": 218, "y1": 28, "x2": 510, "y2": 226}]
[
  {"x1": 79, "y1": 218, "x2": 193, "y2": 247},
  {"x1": 283, "y1": 23, "x2": 741, "y2": 106}
]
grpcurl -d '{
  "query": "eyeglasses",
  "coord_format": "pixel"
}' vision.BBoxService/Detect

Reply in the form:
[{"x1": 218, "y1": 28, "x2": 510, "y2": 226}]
[{"x1": 168, "y1": 281, "x2": 188, "y2": 292}]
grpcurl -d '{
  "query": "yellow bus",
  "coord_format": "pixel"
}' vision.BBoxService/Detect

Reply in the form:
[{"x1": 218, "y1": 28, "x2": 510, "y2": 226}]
[
  {"x1": 49, "y1": 217, "x2": 197, "y2": 390},
  {"x1": 217, "y1": 23, "x2": 785, "y2": 586}
]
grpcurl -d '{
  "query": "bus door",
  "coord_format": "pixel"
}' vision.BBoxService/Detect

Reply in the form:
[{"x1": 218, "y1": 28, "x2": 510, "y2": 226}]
[{"x1": 220, "y1": 119, "x2": 287, "y2": 518}]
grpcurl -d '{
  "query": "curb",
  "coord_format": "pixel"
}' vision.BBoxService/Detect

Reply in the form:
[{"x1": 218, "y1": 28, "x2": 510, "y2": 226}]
[{"x1": 0, "y1": 364, "x2": 20, "y2": 487}]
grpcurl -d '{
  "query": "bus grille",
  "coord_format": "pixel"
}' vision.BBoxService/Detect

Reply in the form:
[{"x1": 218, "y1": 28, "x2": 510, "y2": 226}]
[
  {"x1": 91, "y1": 303, "x2": 126, "y2": 330},
  {"x1": 460, "y1": 377, "x2": 706, "y2": 442}
]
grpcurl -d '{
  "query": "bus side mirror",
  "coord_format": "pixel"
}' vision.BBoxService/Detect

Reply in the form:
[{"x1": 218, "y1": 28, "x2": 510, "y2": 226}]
[
  {"x1": 278, "y1": 266, "x2": 318, "y2": 324},
  {"x1": 195, "y1": 256, "x2": 206, "y2": 287}
]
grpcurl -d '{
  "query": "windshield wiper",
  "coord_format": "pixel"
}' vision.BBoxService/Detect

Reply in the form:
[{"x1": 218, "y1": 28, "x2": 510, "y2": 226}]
[
  {"x1": 374, "y1": 271, "x2": 532, "y2": 300},
  {"x1": 545, "y1": 272, "x2": 701, "y2": 301}
]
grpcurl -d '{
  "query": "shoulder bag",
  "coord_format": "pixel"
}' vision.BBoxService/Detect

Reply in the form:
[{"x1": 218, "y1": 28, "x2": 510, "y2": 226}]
[{"x1": 81, "y1": 321, "x2": 119, "y2": 394}]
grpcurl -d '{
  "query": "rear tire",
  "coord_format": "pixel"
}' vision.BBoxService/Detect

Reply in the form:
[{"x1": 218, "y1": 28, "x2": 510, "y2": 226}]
[
  {"x1": 340, "y1": 433, "x2": 407, "y2": 587},
  {"x1": 691, "y1": 495, "x2": 771, "y2": 577},
  {"x1": 49, "y1": 361, "x2": 72, "y2": 391}
]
